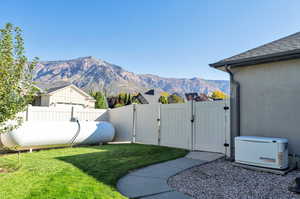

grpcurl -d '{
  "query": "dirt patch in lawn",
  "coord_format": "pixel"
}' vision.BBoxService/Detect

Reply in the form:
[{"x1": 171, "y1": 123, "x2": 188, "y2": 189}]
[{"x1": 0, "y1": 167, "x2": 18, "y2": 174}]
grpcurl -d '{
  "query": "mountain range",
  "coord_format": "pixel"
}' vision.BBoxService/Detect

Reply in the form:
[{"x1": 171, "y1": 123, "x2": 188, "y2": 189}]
[{"x1": 33, "y1": 56, "x2": 229, "y2": 96}]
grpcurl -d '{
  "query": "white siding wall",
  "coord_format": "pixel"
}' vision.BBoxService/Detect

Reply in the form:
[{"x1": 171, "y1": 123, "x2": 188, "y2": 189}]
[
  {"x1": 41, "y1": 96, "x2": 50, "y2": 106},
  {"x1": 50, "y1": 87, "x2": 70, "y2": 104},
  {"x1": 87, "y1": 99, "x2": 96, "y2": 108},
  {"x1": 47, "y1": 86, "x2": 95, "y2": 108}
]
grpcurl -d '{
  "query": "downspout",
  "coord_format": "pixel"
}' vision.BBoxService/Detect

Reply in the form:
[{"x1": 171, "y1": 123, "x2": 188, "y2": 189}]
[{"x1": 225, "y1": 65, "x2": 240, "y2": 159}]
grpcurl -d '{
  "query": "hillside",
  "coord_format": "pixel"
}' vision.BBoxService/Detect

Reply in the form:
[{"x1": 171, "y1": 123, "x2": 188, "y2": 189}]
[{"x1": 34, "y1": 56, "x2": 229, "y2": 96}]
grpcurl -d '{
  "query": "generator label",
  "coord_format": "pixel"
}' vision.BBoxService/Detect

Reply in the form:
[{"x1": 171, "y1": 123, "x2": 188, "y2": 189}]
[{"x1": 259, "y1": 157, "x2": 276, "y2": 163}]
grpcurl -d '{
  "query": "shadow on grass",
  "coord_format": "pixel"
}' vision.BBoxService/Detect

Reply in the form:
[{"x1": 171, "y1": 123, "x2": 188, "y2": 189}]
[
  {"x1": 56, "y1": 144, "x2": 188, "y2": 186},
  {"x1": 56, "y1": 145, "x2": 134, "y2": 186}
]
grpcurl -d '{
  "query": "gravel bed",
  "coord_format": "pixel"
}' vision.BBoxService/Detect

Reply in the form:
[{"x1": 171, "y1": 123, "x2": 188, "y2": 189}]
[{"x1": 168, "y1": 158, "x2": 300, "y2": 199}]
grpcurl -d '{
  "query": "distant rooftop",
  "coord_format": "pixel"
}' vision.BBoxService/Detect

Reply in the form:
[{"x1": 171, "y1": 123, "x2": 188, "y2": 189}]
[
  {"x1": 210, "y1": 32, "x2": 300, "y2": 68},
  {"x1": 35, "y1": 81, "x2": 71, "y2": 94}
]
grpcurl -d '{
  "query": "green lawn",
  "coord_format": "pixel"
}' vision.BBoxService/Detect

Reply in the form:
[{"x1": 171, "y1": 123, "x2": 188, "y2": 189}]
[{"x1": 0, "y1": 144, "x2": 188, "y2": 199}]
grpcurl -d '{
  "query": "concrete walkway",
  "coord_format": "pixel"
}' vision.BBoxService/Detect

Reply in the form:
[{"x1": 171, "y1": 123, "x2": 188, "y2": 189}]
[{"x1": 117, "y1": 151, "x2": 224, "y2": 199}]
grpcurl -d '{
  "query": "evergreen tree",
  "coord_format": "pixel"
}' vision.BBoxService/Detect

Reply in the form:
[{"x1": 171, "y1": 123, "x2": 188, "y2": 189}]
[
  {"x1": 90, "y1": 91, "x2": 108, "y2": 109},
  {"x1": 168, "y1": 94, "x2": 184, "y2": 104}
]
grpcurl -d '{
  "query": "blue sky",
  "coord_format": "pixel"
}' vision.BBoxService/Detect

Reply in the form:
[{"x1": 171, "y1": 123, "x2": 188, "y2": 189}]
[{"x1": 1, "y1": 0, "x2": 300, "y2": 80}]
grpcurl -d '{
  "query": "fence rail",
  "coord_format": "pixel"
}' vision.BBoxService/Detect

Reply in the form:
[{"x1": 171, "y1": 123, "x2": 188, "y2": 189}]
[
  {"x1": 20, "y1": 106, "x2": 108, "y2": 122},
  {"x1": 108, "y1": 105, "x2": 134, "y2": 142}
]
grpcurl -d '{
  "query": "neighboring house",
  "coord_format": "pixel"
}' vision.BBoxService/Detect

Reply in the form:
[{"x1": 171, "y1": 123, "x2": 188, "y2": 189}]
[
  {"x1": 134, "y1": 89, "x2": 161, "y2": 104},
  {"x1": 185, "y1": 93, "x2": 198, "y2": 101},
  {"x1": 32, "y1": 83, "x2": 96, "y2": 108},
  {"x1": 185, "y1": 93, "x2": 211, "y2": 102},
  {"x1": 197, "y1": 93, "x2": 211, "y2": 101},
  {"x1": 210, "y1": 32, "x2": 300, "y2": 156},
  {"x1": 133, "y1": 93, "x2": 149, "y2": 104},
  {"x1": 107, "y1": 96, "x2": 120, "y2": 108}
]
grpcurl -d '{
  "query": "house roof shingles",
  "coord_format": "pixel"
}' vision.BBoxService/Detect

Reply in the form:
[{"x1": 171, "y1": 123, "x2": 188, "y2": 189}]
[
  {"x1": 35, "y1": 81, "x2": 71, "y2": 94},
  {"x1": 210, "y1": 32, "x2": 300, "y2": 68},
  {"x1": 45, "y1": 84, "x2": 72, "y2": 94},
  {"x1": 35, "y1": 82, "x2": 94, "y2": 100}
]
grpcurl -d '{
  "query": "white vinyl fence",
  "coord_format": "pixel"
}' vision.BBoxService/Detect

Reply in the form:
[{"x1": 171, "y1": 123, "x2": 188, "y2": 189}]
[
  {"x1": 107, "y1": 100, "x2": 230, "y2": 156},
  {"x1": 19, "y1": 101, "x2": 230, "y2": 155},
  {"x1": 193, "y1": 100, "x2": 230, "y2": 154},
  {"x1": 20, "y1": 106, "x2": 108, "y2": 122},
  {"x1": 160, "y1": 103, "x2": 193, "y2": 149},
  {"x1": 108, "y1": 105, "x2": 134, "y2": 142},
  {"x1": 135, "y1": 104, "x2": 159, "y2": 145}
]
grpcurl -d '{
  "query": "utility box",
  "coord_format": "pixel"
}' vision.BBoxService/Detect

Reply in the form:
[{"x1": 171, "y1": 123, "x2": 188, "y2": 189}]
[{"x1": 235, "y1": 136, "x2": 288, "y2": 170}]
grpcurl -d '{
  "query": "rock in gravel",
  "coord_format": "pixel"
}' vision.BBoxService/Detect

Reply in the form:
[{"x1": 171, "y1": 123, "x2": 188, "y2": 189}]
[{"x1": 168, "y1": 158, "x2": 300, "y2": 199}]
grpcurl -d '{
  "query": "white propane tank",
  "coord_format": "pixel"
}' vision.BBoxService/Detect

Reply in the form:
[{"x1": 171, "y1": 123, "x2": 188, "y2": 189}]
[
  {"x1": 74, "y1": 121, "x2": 115, "y2": 145},
  {"x1": 0, "y1": 121, "x2": 115, "y2": 150}
]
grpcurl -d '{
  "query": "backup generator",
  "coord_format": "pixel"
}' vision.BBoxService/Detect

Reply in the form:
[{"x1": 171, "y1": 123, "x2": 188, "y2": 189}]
[{"x1": 235, "y1": 136, "x2": 288, "y2": 169}]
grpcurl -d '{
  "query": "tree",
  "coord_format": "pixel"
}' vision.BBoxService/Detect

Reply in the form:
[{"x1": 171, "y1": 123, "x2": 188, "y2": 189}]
[
  {"x1": 90, "y1": 91, "x2": 108, "y2": 109},
  {"x1": 210, "y1": 91, "x2": 229, "y2": 100},
  {"x1": 159, "y1": 92, "x2": 169, "y2": 104},
  {"x1": 123, "y1": 93, "x2": 131, "y2": 105},
  {"x1": 118, "y1": 93, "x2": 125, "y2": 105},
  {"x1": 0, "y1": 23, "x2": 38, "y2": 133},
  {"x1": 168, "y1": 94, "x2": 184, "y2": 104},
  {"x1": 107, "y1": 96, "x2": 118, "y2": 108},
  {"x1": 159, "y1": 96, "x2": 168, "y2": 104},
  {"x1": 160, "y1": 92, "x2": 170, "y2": 97},
  {"x1": 117, "y1": 92, "x2": 133, "y2": 106}
]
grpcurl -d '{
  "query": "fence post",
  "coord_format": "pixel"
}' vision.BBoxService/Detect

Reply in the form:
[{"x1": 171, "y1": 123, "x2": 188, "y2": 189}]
[
  {"x1": 224, "y1": 99, "x2": 231, "y2": 158},
  {"x1": 157, "y1": 104, "x2": 161, "y2": 145},
  {"x1": 25, "y1": 105, "x2": 30, "y2": 121},
  {"x1": 190, "y1": 100, "x2": 195, "y2": 151},
  {"x1": 132, "y1": 104, "x2": 136, "y2": 143},
  {"x1": 71, "y1": 106, "x2": 74, "y2": 121}
]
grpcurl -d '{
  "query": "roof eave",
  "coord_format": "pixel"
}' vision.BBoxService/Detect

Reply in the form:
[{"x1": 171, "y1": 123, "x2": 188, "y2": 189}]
[{"x1": 210, "y1": 49, "x2": 300, "y2": 69}]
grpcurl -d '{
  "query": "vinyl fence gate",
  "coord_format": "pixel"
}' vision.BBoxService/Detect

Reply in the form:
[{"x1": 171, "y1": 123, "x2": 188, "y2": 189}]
[
  {"x1": 130, "y1": 100, "x2": 230, "y2": 156},
  {"x1": 193, "y1": 100, "x2": 230, "y2": 155}
]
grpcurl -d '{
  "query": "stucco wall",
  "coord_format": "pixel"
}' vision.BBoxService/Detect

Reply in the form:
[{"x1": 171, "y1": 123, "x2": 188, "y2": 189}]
[{"x1": 232, "y1": 59, "x2": 300, "y2": 155}]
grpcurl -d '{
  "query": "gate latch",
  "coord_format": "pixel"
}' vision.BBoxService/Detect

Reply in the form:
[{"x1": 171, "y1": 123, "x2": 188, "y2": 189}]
[
  {"x1": 191, "y1": 115, "x2": 195, "y2": 123},
  {"x1": 224, "y1": 106, "x2": 230, "y2": 110}
]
